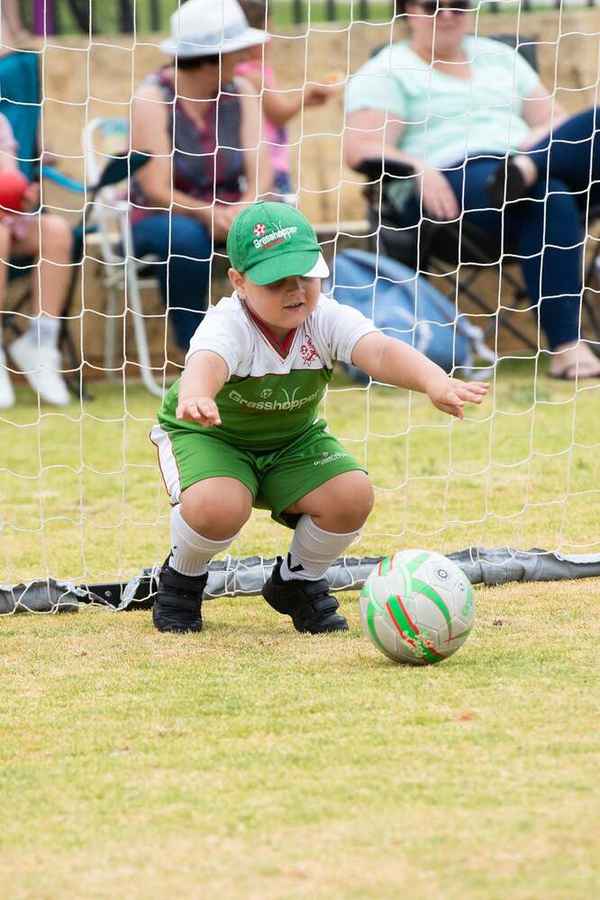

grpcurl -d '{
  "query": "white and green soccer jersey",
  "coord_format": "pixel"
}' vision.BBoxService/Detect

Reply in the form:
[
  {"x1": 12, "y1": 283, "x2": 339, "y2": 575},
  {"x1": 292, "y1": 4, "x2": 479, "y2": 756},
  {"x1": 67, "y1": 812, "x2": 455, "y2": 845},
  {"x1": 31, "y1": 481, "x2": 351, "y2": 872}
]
[{"x1": 159, "y1": 292, "x2": 377, "y2": 451}]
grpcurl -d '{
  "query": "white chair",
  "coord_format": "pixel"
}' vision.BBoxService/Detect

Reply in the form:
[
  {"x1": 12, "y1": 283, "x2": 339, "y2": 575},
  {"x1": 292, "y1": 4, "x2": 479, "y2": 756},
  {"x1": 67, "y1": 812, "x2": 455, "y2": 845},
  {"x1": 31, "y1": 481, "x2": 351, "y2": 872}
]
[{"x1": 83, "y1": 117, "x2": 165, "y2": 397}]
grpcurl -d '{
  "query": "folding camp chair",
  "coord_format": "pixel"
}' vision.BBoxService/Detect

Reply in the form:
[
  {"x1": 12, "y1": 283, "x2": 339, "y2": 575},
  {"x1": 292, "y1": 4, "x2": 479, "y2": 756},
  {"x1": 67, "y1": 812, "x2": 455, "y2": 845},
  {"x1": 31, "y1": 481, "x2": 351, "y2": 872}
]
[
  {"x1": 82, "y1": 117, "x2": 168, "y2": 397},
  {"x1": 83, "y1": 116, "x2": 237, "y2": 398}
]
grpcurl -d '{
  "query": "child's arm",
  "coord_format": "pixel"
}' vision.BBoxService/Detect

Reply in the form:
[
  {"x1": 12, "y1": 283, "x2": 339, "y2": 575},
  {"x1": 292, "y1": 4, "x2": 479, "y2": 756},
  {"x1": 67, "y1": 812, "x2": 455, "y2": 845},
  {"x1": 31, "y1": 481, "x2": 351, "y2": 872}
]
[
  {"x1": 351, "y1": 332, "x2": 488, "y2": 420},
  {"x1": 237, "y1": 78, "x2": 272, "y2": 200},
  {"x1": 261, "y1": 83, "x2": 332, "y2": 128},
  {"x1": 241, "y1": 67, "x2": 333, "y2": 128},
  {"x1": 176, "y1": 351, "x2": 228, "y2": 427}
]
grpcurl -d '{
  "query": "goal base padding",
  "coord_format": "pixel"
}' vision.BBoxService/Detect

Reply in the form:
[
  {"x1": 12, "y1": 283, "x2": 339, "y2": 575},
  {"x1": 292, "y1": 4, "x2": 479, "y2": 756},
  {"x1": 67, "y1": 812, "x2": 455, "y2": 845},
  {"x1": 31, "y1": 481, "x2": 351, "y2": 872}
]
[{"x1": 2, "y1": 547, "x2": 600, "y2": 615}]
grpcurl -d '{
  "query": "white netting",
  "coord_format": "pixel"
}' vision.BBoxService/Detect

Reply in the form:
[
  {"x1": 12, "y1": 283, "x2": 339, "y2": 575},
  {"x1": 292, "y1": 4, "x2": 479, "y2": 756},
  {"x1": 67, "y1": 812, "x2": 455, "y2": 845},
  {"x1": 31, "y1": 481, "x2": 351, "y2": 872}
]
[{"x1": 1, "y1": 0, "x2": 600, "y2": 599}]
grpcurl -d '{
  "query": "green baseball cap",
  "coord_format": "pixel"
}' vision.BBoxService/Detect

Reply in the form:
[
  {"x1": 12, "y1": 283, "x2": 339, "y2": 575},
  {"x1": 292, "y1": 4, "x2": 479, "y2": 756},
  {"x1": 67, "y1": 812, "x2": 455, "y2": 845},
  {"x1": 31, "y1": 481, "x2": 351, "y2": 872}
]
[{"x1": 226, "y1": 201, "x2": 329, "y2": 285}]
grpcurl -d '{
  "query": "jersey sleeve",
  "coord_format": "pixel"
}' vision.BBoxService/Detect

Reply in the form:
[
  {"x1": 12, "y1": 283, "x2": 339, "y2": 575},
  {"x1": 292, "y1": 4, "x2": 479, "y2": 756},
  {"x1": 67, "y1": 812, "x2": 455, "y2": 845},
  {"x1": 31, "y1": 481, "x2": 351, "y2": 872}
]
[
  {"x1": 185, "y1": 300, "x2": 250, "y2": 377},
  {"x1": 313, "y1": 294, "x2": 378, "y2": 365}
]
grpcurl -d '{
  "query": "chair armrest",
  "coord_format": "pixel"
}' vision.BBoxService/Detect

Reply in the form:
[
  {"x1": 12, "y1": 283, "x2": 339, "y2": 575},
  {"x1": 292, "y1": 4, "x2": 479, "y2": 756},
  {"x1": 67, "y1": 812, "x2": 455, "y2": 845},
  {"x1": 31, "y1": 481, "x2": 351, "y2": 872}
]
[
  {"x1": 41, "y1": 165, "x2": 85, "y2": 194},
  {"x1": 354, "y1": 157, "x2": 415, "y2": 181}
]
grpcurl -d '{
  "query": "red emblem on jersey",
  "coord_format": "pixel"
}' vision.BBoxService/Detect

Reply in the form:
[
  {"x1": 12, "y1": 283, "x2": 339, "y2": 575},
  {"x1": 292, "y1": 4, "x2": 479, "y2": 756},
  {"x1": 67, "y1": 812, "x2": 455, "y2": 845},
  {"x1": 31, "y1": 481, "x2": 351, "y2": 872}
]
[
  {"x1": 253, "y1": 223, "x2": 266, "y2": 237},
  {"x1": 300, "y1": 336, "x2": 319, "y2": 365}
]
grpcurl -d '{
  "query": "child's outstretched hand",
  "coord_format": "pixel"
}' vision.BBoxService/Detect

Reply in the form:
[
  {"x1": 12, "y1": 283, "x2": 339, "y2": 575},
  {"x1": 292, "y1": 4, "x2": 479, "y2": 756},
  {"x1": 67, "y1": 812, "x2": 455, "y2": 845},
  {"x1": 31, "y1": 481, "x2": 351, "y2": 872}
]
[
  {"x1": 426, "y1": 376, "x2": 488, "y2": 420},
  {"x1": 304, "y1": 83, "x2": 337, "y2": 108},
  {"x1": 177, "y1": 396, "x2": 222, "y2": 427}
]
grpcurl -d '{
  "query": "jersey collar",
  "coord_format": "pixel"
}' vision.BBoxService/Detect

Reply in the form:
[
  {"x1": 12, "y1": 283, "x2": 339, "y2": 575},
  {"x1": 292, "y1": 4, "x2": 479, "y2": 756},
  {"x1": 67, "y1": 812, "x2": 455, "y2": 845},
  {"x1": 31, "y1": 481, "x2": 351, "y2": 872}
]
[{"x1": 241, "y1": 298, "x2": 298, "y2": 360}]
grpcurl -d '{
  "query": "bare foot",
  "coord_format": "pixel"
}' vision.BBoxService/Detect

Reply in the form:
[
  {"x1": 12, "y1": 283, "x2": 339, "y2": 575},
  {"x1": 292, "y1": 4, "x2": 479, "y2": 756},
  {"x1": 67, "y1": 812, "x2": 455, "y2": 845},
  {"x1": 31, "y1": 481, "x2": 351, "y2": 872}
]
[{"x1": 549, "y1": 341, "x2": 600, "y2": 380}]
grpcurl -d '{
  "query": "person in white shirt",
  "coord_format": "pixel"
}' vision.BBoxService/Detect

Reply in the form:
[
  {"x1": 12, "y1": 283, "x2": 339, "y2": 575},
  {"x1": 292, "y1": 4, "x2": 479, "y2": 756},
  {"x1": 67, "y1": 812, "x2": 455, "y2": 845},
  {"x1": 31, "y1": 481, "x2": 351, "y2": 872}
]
[{"x1": 344, "y1": 0, "x2": 600, "y2": 380}]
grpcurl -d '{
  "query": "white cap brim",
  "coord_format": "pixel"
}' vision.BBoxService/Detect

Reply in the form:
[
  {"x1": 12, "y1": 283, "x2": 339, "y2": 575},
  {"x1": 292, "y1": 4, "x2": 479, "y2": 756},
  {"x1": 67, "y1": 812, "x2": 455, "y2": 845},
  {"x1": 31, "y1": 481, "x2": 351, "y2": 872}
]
[
  {"x1": 161, "y1": 26, "x2": 267, "y2": 58},
  {"x1": 304, "y1": 253, "x2": 329, "y2": 279}
]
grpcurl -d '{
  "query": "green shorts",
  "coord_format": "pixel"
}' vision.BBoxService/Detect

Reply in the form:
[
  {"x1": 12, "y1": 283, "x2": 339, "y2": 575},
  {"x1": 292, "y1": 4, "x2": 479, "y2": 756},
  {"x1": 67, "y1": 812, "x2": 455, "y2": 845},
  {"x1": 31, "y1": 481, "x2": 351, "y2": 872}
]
[{"x1": 151, "y1": 419, "x2": 365, "y2": 528}]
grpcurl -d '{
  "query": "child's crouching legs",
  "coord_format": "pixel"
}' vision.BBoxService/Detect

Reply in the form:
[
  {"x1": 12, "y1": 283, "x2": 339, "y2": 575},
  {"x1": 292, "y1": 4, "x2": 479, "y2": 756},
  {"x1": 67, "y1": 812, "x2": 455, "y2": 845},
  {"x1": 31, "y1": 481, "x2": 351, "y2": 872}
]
[
  {"x1": 153, "y1": 477, "x2": 252, "y2": 634},
  {"x1": 289, "y1": 470, "x2": 374, "y2": 534},
  {"x1": 262, "y1": 471, "x2": 373, "y2": 634},
  {"x1": 171, "y1": 477, "x2": 253, "y2": 576},
  {"x1": 280, "y1": 471, "x2": 374, "y2": 582}
]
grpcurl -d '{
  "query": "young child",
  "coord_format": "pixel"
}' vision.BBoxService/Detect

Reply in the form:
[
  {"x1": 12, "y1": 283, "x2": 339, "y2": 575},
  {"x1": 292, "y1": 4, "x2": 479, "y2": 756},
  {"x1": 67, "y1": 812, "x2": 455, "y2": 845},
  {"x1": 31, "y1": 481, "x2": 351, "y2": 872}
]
[
  {"x1": 236, "y1": 0, "x2": 335, "y2": 196},
  {"x1": 150, "y1": 201, "x2": 488, "y2": 634}
]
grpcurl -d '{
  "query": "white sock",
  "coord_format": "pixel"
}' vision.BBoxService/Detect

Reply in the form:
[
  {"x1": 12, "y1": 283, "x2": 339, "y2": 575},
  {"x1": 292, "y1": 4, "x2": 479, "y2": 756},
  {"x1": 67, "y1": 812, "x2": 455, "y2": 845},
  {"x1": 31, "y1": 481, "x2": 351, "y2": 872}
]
[
  {"x1": 25, "y1": 314, "x2": 61, "y2": 349},
  {"x1": 280, "y1": 514, "x2": 361, "y2": 582},
  {"x1": 169, "y1": 505, "x2": 238, "y2": 577}
]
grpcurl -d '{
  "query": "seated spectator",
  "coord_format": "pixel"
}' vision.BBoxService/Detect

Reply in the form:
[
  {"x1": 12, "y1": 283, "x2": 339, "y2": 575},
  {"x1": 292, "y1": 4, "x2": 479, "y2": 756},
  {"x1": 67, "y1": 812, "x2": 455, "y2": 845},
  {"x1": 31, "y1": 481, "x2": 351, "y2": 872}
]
[
  {"x1": 131, "y1": 0, "x2": 271, "y2": 352},
  {"x1": 237, "y1": 0, "x2": 336, "y2": 197},
  {"x1": 344, "y1": 0, "x2": 600, "y2": 380},
  {"x1": 0, "y1": 112, "x2": 72, "y2": 408}
]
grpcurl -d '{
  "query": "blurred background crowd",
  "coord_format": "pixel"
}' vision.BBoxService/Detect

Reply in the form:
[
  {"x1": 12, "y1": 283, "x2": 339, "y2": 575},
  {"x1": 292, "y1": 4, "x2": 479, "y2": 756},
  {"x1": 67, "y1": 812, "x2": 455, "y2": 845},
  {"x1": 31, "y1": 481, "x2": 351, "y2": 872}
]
[{"x1": 1, "y1": 0, "x2": 600, "y2": 408}]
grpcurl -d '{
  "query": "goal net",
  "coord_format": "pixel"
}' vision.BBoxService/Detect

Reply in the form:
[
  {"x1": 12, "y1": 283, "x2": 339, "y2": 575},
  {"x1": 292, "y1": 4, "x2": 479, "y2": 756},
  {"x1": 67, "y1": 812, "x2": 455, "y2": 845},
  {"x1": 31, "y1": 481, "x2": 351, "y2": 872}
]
[{"x1": 2, "y1": 0, "x2": 600, "y2": 607}]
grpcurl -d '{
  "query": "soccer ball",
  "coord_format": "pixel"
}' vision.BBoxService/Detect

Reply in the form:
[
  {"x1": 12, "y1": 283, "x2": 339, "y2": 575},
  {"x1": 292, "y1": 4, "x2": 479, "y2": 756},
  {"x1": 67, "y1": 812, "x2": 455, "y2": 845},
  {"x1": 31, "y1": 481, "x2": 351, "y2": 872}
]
[{"x1": 359, "y1": 549, "x2": 475, "y2": 665}]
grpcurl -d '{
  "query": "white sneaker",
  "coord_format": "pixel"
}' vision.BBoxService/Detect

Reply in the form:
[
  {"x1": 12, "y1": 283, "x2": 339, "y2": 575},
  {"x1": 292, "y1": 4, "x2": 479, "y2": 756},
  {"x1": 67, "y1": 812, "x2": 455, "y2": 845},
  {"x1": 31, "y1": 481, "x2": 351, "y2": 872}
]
[
  {"x1": 0, "y1": 348, "x2": 15, "y2": 409},
  {"x1": 8, "y1": 335, "x2": 70, "y2": 406}
]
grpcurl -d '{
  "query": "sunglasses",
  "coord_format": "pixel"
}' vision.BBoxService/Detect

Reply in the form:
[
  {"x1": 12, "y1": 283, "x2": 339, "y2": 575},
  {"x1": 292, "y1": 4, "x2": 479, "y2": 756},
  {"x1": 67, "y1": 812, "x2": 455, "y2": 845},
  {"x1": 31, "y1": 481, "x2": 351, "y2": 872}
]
[{"x1": 412, "y1": 0, "x2": 472, "y2": 14}]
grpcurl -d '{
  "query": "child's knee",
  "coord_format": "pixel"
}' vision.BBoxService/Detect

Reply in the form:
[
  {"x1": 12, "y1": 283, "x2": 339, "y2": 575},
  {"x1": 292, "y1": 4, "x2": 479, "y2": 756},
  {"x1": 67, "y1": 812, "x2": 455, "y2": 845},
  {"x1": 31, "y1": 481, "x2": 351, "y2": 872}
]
[
  {"x1": 41, "y1": 214, "x2": 72, "y2": 258},
  {"x1": 347, "y1": 474, "x2": 375, "y2": 524},
  {"x1": 0, "y1": 220, "x2": 11, "y2": 253},
  {"x1": 181, "y1": 479, "x2": 252, "y2": 539},
  {"x1": 326, "y1": 472, "x2": 374, "y2": 531}
]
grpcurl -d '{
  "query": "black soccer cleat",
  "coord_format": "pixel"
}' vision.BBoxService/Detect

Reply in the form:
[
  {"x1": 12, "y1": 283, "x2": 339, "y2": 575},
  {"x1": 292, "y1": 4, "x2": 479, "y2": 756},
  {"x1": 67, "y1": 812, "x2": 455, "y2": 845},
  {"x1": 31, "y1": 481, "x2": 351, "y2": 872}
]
[
  {"x1": 262, "y1": 557, "x2": 349, "y2": 634},
  {"x1": 152, "y1": 560, "x2": 207, "y2": 633}
]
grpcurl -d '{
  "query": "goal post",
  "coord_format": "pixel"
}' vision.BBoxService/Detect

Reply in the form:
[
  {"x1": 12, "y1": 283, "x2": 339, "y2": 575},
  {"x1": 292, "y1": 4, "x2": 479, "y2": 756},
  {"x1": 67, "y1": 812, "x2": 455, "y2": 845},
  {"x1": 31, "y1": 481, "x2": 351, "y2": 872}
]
[{"x1": 2, "y1": 0, "x2": 600, "y2": 608}]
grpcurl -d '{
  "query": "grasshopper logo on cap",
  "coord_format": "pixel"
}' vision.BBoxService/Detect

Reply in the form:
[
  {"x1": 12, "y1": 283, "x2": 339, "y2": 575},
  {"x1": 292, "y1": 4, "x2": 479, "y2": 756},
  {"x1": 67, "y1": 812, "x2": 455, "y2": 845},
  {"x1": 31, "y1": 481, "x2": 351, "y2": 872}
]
[
  {"x1": 227, "y1": 201, "x2": 329, "y2": 286},
  {"x1": 252, "y1": 225, "x2": 298, "y2": 251}
]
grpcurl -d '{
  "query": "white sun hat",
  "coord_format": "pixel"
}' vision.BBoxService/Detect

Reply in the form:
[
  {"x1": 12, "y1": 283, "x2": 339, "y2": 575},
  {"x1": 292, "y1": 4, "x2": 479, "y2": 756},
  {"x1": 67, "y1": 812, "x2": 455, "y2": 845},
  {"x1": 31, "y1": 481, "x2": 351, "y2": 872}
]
[{"x1": 160, "y1": 0, "x2": 267, "y2": 58}]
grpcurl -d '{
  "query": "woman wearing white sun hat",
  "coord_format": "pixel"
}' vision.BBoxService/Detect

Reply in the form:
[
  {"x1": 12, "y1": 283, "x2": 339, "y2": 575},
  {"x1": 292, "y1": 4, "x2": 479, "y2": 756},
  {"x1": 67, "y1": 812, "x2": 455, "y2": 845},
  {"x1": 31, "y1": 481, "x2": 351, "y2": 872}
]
[{"x1": 131, "y1": 0, "x2": 272, "y2": 352}]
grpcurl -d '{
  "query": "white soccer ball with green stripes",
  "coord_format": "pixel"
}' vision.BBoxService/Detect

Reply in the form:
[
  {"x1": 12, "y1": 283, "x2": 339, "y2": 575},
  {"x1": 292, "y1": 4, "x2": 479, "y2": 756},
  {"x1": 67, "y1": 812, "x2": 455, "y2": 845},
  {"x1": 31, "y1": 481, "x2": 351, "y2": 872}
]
[{"x1": 359, "y1": 550, "x2": 475, "y2": 665}]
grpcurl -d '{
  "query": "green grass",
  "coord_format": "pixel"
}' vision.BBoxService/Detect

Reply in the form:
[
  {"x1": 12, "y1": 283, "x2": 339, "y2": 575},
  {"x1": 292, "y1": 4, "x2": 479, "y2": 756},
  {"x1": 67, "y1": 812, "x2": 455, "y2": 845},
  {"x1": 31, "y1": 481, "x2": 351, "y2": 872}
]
[
  {"x1": 2, "y1": 359, "x2": 600, "y2": 586},
  {"x1": 269, "y1": 1, "x2": 396, "y2": 28},
  {"x1": 45, "y1": 0, "x2": 556, "y2": 37},
  {"x1": 1, "y1": 365, "x2": 600, "y2": 898},
  {"x1": 50, "y1": 0, "x2": 397, "y2": 35}
]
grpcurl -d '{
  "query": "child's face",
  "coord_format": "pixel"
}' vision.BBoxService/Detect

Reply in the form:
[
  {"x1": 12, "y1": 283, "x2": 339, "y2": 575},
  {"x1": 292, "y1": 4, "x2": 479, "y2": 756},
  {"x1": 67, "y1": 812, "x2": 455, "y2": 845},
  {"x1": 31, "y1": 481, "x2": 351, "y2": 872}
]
[{"x1": 229, "y1": 269, "x2": 321, "y2": 335}]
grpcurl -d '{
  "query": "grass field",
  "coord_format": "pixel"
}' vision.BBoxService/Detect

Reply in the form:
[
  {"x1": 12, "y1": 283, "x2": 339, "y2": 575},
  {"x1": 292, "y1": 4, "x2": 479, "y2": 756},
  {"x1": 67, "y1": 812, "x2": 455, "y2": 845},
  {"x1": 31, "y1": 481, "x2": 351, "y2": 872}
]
[
  {"x1": 2, "y1": 364, "x2": 600, "y2": 898},
  {"x1": 49, "y1": 0, "x2": 396, "y2": 35},
  {"x1": 47, "y1": 0, "x2": 567, "y2": 37}
]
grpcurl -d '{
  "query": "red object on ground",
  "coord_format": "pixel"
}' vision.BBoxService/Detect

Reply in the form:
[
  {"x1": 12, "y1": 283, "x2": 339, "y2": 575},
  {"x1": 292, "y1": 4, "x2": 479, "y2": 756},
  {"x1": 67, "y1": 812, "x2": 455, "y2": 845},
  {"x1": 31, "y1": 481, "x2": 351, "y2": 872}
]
[{"x1": 0, "y1": 170, "x2": 30, "y2": 213}]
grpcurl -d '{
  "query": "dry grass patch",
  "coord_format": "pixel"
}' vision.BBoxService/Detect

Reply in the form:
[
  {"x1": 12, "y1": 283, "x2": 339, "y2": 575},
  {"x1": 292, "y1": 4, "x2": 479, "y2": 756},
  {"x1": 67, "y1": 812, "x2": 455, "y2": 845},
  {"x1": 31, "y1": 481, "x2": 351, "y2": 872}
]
[{"x1": 2, "y1": 370, "x2": 600, "y2": 897}]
